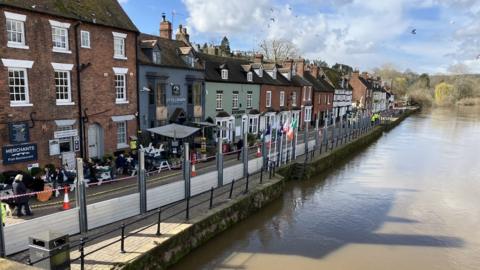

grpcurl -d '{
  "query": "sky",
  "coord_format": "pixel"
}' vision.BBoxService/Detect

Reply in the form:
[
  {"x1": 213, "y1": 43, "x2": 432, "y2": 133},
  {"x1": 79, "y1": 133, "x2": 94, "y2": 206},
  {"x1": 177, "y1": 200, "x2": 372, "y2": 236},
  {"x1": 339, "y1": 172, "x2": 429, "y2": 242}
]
[{"x1": 119, "y1": 0, "x2": 480, "y2": 75}]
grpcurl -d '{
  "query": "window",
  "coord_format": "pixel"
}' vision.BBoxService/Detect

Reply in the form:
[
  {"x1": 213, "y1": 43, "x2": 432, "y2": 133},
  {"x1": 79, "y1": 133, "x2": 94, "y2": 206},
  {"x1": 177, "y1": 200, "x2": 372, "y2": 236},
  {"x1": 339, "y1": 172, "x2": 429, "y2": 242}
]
[
  {"x1": 152, "y1": 49, "x2": 161, "y2": 64},
  {"x1": 8, "y1": 68, "x2": 29, "y2": 105},
  {"x1": 327, "y1": 95, "x2": 331, "y2": 104},
  {"x1": 216, "y1": 92, "x2": 223, "y2": 110},
  {"x1": 247, "y1": 92, "x2": 252, "y2": 108},
  {"x1": 157, "y1": 83, "x2": 166, "y2": 106},
  {"x1": 304, "y1": 107, "x2": 312, "y2": 122},
  {"x1": 193, "y1": 83, "x2": 201, "y2": 105},
  {"x1": 247, "y1": 72, "x2": 253, "y2": 82},
  {"x1": 117, "y1": 121, "x2": 127, "y2": 148},
  {"x1": 280, "y1": 91, "x2": 285, "y2": 107},
  {"x1": 266, "y1": 91, "x2": 272, "y2": 107},
  {"x1": 324, "y1": 94, "x2": 327, "y2": 104},
  {"x1": 221, "y1": 69, "x2": 228, "y2": 80},
  {"x1": 148, "y1": 81, "x2": 155, "y2": 105},
  {"x1": 52, "y1": 26, "x2": 69, "y2": 51},
  {"x1": 115, "y1": 74, "x2": 127, "y2": 103},
  {"x1": 249, "y1": 116, "x2": 258, "y2": 134},
  {"x1": 81, "y1": 31, "x2": 90, "y2": 48},
  {"x1": 55, "y1": 70, "x2": 72, "y2": 104},
  {"x1": 188, "y1": 84, "x2": 193, "y2": 104},
  {"x1": 302, "y1": 88, "x2": 306, "y2": 101},
  {"x1": 272, "y1": 69, "x2": 277, "y2": 79},
  {"x1": 217, "y1": 119, "x2": 228, "y2": 139},
  {"x1": 292, "y1": 92, "x2": 297, "y2": 106},
  {"x1": 308, "y1": 87, "x2": 312, "y2": 101},
  {"x1": 5, "y1": 12, "x2": 27, "y2": 48},
  {"x1": 58, "y1": 126, "x2": 74, "y2": 153},
  {"x1": 232, "y1": 92, "x2": 239, "y2": 109},
  {"x1": 113, "y1": 32, "x2": 127, "y2": 59}
]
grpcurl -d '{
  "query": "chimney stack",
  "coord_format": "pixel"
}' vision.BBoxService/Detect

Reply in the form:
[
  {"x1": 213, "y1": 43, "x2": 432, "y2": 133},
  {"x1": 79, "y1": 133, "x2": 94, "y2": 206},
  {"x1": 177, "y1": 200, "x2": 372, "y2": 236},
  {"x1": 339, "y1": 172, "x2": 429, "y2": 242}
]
[
  {"x1": 254, "y1": 54, "x2": 264, "y2": 63},
  {"x1": 310, "y1": 64, "x2": 319, "y2": 78},
  {"x1": 175, "y1": 24, "x2": 190, "y2": 44},
  {"x1": 295, "y1": 59, "x2": 305, "y2": 77},
  {"x1": 160, "y1": 13, "x2": 172, "y2": 39}
]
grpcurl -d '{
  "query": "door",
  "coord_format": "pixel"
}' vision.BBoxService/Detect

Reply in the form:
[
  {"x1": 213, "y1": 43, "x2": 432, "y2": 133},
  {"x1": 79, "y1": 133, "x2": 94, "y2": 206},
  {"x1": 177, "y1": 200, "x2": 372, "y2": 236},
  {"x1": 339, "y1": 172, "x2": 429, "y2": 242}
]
[{"x1": 88, "y1": 124, "x2": 100, "y2": 158}]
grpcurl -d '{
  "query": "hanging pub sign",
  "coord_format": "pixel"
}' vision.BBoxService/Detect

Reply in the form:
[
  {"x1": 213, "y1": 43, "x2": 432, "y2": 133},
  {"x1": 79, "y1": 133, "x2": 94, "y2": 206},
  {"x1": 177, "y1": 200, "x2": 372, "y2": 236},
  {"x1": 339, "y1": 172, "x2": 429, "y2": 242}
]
[
  {"x1": 8, "y1": 122, "x2": 30, "y2": 144},
  {"x1": 2, "y1": 143, "x2": 38, "y2": 165}
]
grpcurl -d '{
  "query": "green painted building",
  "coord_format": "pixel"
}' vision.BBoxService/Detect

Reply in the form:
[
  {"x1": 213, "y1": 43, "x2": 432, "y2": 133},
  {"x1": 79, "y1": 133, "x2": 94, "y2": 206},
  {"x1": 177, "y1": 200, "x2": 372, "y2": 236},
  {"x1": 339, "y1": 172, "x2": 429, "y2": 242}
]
[{"x1": 200, "y1": 53, "x2": 262, "y2": 143}]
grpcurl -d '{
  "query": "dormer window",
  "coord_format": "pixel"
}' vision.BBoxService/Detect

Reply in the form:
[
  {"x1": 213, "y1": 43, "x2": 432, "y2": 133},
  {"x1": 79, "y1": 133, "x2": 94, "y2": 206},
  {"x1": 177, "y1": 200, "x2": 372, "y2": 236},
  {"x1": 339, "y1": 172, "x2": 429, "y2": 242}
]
[
  {"x1": 247, "y1": 71, "x2": 253, "y2": 82},
  {"x1": 221, "y1": 69, "x2": 228, "y2": 80},
  {"x1": 272, "y1": 68, "x2": 277, "y2": 79},
  {"x1": 152, "y1": 49, "x2": 161, "y2": 64}
]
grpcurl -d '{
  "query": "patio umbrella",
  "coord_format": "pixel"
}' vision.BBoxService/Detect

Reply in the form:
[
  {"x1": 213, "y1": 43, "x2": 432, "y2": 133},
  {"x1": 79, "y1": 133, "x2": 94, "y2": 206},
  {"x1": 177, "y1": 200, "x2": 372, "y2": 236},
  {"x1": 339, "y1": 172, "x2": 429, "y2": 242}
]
[{"x1": 147, "y1": 124, "x2": 200, "y2": 139}]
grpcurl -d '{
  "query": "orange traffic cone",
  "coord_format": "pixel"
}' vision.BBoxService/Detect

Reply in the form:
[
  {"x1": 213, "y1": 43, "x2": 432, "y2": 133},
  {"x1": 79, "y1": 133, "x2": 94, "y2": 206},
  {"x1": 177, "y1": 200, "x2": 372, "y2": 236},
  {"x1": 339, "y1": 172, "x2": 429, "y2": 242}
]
[
  {"x1": 256, "y1": 144, "x2": 262, "y2": 157},
  {"x1": 62, "y1": 186, "x2": 70, "y2": 210},
  {"x1": 191, "y1": 154, "x2": 197, "y2": 177}
]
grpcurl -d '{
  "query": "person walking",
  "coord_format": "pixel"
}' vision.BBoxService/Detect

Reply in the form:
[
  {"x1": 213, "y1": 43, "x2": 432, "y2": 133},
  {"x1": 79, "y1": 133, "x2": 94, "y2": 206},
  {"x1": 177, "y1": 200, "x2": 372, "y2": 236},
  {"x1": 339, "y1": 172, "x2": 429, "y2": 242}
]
[
  {"x1": 237, "y1": 138, "x2": 244, "y2": 161},
  {"x1": 12, "y1": 174, "x2": 33, "y2": 216}
]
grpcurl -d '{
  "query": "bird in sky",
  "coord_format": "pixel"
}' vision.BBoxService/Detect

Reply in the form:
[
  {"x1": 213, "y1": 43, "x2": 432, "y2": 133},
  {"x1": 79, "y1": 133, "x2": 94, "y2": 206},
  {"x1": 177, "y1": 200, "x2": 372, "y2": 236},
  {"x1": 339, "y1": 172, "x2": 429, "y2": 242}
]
[
  {"x1": 270, "y1": 17, "x2": 275, "y2": 22},
  {"x1": 411, "y1": 29, "x2": 417, "y2": 35}
]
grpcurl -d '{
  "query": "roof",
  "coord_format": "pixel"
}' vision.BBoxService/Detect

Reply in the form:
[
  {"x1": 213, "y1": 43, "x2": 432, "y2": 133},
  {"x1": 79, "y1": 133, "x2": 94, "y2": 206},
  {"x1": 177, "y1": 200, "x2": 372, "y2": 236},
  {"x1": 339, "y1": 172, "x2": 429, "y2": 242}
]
[
  {"x1": 199, "y1": 53, "x2": 262, "y2": 84},
  {"x1": 358, "y1": 77, "x2": 372, "y2": 89},
  {"x1": 138, "y1": 33, "x2": 203, "y2": 70},
  {"x1": 291, "y1": 75, "x2": 313, "y2": 87},
  {"x1": 303, "y1": 71, "x2": 334, "y2": 92},
  {"x1": 322, "y1": 67, "x2": 353, "y2": 90},
  {"x1": 0, "y1": 0, "x2": 138, "y2": 32}
]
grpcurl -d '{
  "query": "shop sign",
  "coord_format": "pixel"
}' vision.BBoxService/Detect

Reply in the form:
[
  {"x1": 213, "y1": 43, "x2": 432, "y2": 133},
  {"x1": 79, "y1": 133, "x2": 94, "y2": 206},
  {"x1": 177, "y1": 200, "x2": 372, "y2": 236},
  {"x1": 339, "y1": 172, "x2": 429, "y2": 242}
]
[
  {"x1": 2, "y1": 143, "x2": 38, "y2": 165},
  {"x1": 49, "y1": 139, "x2": 60, "y2": 156},
  {"x1": 8, "y1": 122, "x2": 30, "y2": 144},
  {"x1": 54, "y1": 129, "x2": 78, "y2": 139},
  {"x1": 166, "y1": 97, "x2": 186, "y2": 106}
]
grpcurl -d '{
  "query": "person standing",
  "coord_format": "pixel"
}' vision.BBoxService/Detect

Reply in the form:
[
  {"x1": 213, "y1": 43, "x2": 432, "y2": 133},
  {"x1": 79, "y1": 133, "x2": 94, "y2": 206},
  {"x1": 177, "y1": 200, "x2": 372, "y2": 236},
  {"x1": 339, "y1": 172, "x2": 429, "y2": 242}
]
[
  {"x1": 237, "y1": 138, "x2": 244, "y2": 161},
  {"x1": 12, "y1": 174, "x2": 33, "y2": 216}
]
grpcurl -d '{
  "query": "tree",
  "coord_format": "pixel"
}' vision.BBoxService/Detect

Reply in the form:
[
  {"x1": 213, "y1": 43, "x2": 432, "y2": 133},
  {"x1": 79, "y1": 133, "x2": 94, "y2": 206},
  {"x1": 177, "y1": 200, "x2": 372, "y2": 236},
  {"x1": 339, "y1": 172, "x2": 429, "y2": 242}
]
[
  {"x1": 332, "y1": 63, "x2": 353, "y2": 75},
  {"x1": 258, "y1": 39, "x2": 299, "y2": 63},
  {"x1": 434, "y1": 82, "x2": 455, "y2": 106}
]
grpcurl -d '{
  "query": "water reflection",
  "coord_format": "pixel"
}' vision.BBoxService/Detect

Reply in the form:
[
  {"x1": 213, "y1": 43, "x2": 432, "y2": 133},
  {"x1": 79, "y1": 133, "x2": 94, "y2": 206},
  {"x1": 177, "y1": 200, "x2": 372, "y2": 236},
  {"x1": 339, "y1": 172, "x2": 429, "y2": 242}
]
[{"x1": 171, "y1": 107, "x2": 480, "y2": 270}]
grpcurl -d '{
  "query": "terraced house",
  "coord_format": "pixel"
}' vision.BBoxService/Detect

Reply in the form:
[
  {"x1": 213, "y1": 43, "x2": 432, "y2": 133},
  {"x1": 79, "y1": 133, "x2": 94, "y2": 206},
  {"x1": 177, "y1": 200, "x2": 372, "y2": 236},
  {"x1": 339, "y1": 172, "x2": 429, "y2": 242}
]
[
  {"x1": 0, "y1": 0, "x2": 138, "y2": 170},
  {"x1": 137, "y1": 16, "x2": 204, "y2": 130},
  {"x1": 302, "y1": 64, "x2": 335, "y2": 126},
  {"x1": 321, "y1": 67, "x2": 353, "y2": 121},
  {"x1": 200, "y1": 53, "x2": 261, "y2": 143}
]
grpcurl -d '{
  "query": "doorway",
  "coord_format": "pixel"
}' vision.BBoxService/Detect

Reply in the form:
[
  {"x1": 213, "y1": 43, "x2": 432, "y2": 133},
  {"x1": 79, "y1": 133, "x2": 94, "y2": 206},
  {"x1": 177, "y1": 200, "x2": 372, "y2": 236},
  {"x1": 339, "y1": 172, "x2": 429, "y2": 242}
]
[{"x1": 88, "y1": 123, "x2": 103, "y2": 158}]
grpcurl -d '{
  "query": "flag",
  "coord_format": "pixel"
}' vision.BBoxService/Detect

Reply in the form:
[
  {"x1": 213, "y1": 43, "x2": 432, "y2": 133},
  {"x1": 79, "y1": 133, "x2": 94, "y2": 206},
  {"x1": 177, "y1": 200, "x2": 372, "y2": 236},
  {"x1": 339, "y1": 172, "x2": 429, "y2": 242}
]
[
  {"x1": 287, "y1": 117, "x2": 297, "y2": 141},
  {"x1": 283, "y1": 118, "x2": 290, "y2": 133}
]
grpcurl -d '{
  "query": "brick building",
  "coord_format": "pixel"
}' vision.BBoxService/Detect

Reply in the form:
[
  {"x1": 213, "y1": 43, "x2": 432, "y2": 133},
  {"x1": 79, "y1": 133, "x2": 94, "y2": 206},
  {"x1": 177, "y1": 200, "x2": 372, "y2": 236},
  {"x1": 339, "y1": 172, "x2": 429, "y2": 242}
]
[
  {"x1": 303, "y1": 64, "x2": 334, "y2": 126},
  {"x1": 350, "y1": 70, "x2": 373, "y2": 114},
  {"x1": 0, "y1": 0, "x2": 138, "y2": 171}
]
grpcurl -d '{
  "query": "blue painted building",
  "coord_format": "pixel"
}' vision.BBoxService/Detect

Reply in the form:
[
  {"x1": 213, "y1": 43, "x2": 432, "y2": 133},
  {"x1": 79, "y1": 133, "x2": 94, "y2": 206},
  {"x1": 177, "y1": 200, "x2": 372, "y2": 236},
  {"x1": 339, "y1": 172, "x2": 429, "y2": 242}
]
[{"x1": 137, "y1": 20, "x2": 204, "y2": 130}]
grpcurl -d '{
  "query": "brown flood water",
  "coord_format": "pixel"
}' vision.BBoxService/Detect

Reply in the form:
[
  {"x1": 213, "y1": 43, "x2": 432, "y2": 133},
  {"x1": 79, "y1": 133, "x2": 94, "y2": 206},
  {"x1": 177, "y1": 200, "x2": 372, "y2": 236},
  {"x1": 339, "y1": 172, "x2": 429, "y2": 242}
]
[{"x1": 171, "y1": 107, "x2": 480, "y2": 270}]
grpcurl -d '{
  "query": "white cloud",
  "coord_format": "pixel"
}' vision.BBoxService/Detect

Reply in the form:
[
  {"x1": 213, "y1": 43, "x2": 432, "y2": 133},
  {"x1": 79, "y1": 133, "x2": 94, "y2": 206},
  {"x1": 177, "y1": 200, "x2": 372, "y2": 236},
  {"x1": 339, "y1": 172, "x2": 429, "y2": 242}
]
[{"x1": 182, "y1": 0, "x2": 480, "y2": 74}]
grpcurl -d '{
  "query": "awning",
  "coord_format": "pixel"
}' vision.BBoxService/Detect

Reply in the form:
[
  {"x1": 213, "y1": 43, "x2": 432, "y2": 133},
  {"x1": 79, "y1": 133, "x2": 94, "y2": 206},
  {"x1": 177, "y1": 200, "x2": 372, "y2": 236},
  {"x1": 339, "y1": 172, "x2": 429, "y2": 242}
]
[{"x1": 147, "y1": 124, "x2": 200, "y2": 139}]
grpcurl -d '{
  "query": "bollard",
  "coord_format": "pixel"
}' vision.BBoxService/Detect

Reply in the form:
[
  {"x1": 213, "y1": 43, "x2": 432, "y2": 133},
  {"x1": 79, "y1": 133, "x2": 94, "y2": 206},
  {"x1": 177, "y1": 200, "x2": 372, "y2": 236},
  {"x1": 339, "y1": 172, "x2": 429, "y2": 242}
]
[
  {"x1": 185, "y1": 196, "x2": 190, "y2": 220},
  {"x1": 229, "y1": 179, "x2": 235, "y2": 199},
  {"x1": 79, "y1": 237, "x2": 85, "y2": 270},
  {"x1": 245, "y1": 174, "x2": 249, "y2": 193},
  {"x1": 260, "y1": 167, "x2": 263, "y2": 184},
  {"x1": 183, "y1": 142, "x2": 191, "y2": 199},
  {"x1": 0, "y1": 202, "x2": 5, "y2": 258},
  {"x1": 269, "y1": 164, "x2": 273, "y2": 179},
  {"x1": 155, "y1": 209, "x2": 162, "y2": 236},
  {"x1": 138, "y1": 149, "x2": 147, "y2": 214},
  {"x1": 217, "y1": 135, "x2": 224, "y2": 187},
  {"x1": 209, "y1": 187, "x2": 214, "y2": 209},
  {"x1": 120, "y1": 223, "x2": 126, "y2": 253},
  {"x1": 76, "y1": 158, "x2": 88, "y2": 235}
]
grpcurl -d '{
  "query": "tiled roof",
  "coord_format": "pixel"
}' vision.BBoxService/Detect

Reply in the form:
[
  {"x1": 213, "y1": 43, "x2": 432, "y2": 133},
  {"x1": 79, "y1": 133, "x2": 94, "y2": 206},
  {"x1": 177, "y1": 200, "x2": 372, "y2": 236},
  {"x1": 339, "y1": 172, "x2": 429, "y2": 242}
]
[
  {"x1": 138, "y1": 33, "x2": 203, "y2": 70},
  {"x1": 0, "y1": 0, "x2": 138, "y2": 32},
  {"x1": 199, "y1": 53, "x2": 262, "y2": 84},
  {"x1": 303, "y1": 72, "x2": 334, "y2": 92}
]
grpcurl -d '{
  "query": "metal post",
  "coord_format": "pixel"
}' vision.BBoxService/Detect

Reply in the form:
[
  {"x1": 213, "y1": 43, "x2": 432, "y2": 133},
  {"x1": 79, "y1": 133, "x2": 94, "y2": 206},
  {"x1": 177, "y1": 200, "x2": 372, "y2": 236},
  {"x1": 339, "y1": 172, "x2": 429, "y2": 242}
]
[
  {"x1": 261, "y1": 135, "x2": 267, "y2": 168},
  {"x1": 243, "y1": 131, "x2": 248, "y2": 178},
  {"x1": 304, "y1": 123, "x2": 309, "y2": 161},
  {"x1": 186, "y1": 196, "x2": 190, "y2": 220},
  {"x1": 209, "y1": 187, "x2": 214, "y2": 209},
  {"x1": 183, "y1": 142, "x2": 191, "y2": 199},
  {"x1": 156, "y1": 209, "x2": 162, "y2": 236},
  {"x1": 229, "y1": 179, "x2": 235, "y2": 199},
  {"x1": 79, "y1": 237, "x2": 85, "y2": 270},
  {"x1": 269, "y1": 164, "x2": 273, "y2": 179},
  {"x1": 76, "y1": 158, "x2": 88, "y2": 235},
  {"x1": 0, "y1": 202, "x2": 5, "y2": 258},
  {"x1": 245, "y1": 174, "x2": 249, "y2": 193},
  {"x1": 260, "y1": 168, "x2": 263, "y2": 184},
  {"x1": 138, "y1": 149, "x2": 146, "y2": 214},
  {"x1": 217, "y1": 134, "x2": 223, "y2": 187},
  {"x1": 120, "y1": 223, "x2": 126, "y2": 253}
]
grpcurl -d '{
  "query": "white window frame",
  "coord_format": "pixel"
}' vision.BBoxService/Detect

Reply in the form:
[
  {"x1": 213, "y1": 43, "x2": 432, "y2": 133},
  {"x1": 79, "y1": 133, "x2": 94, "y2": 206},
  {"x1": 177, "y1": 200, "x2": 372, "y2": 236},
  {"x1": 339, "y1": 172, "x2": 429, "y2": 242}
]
[
  {"x1": 221, "y1": 69, "x2": 228, "y2": 80},
  {"x1": 81, "y1": 30, "x2": 90, "y2": 48},
  {"x1": 54, "y1": 69, "x2": 74, "y2": 105},
  {"x1": 266, "y1": 91, "x2": 272, "y2": 108},
  {"x1": 113, "y1": 68, "x2": 128, "y2": 104},
  {"x1": 116, "y1": 121, "x2": 128, "y2": 149},
  {"x1": 247, "y1": 72, "x2": 253, "y2": 82},
  {"x1": 7, "y1": 68, "x2": 30, "y2": 106},
  {"x1": 5, "y1": 12, "x2": 28, "y2": 49},
  {"x1": 280, "y1": 91, "x2": 285, "y2": 107},
  {"x1": 248, "y1": 115, "x2": 259, "y2": 134},
  {"x1": 304, "y1": 106, "x2": 312, "y2": 122},
  {"x1": 113, "y1": 32, "x2": 127, "y2": 60},
  {"x1": 292, "y1": 91, "x2": 297, "y2": 106},
  {"x1": 50, "y1": 20, "x2": 71, "y2": 53},
  {"x1": 152, "y1": 49, "x2": 161, "y2": 64},
  {"x1": 232, "y1": 93, "x2": 239, "y2": 109},
  {"x1": 3, "y1": 58, "x2": 34, "y2": 107},
  {"x1": 247, "y1": 92, "x2": 252, "y2": 108},
  {"x1": 216, "y1": 92, "x2": 223, "y2": 110}
]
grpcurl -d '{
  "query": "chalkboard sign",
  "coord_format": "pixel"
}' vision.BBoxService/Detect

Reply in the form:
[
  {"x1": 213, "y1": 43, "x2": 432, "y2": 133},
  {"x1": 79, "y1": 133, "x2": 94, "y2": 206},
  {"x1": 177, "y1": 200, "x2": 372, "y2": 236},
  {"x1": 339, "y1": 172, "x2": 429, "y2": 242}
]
[
  {"x1": 8, "y1": 122, "x2": 30, "y2": 144},
  {"x1": 2, "y1": 143, "x2": 37, "y2": 165}
]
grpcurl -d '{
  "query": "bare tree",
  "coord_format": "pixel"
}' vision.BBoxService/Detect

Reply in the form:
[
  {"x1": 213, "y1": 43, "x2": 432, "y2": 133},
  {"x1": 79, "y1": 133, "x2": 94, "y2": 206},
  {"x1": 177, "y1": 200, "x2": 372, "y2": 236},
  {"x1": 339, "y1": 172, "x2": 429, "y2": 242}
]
[{"x1": 259, "y1": 39, "x2": 299, "y2": 63}]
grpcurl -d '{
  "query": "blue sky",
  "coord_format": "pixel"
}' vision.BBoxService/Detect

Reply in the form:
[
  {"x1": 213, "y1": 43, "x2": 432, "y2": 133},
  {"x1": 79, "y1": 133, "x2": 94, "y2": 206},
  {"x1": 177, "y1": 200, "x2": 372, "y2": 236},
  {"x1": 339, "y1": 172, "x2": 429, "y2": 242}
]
[{"x1": 120, "y1": 0, "x2": 480, "y2": 74}]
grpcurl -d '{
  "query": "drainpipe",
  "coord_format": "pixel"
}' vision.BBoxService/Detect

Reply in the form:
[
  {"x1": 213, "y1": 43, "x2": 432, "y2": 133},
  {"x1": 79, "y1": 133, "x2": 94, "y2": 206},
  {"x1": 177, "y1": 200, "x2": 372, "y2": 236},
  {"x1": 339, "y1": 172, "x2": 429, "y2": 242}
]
[
  {"x1": 135, "y1": 32, "x2": 140, "y2": 133},
  {"x1": 74, "y1": 22, "x2": 85, "y2": 159}
]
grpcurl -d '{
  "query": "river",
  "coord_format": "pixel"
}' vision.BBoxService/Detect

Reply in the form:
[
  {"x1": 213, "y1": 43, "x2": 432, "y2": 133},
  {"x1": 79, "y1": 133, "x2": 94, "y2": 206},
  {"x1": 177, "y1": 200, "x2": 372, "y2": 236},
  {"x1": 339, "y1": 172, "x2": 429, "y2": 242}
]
[{"x1": 171, "y1": 107, "x2": 480, "y2": 270}]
